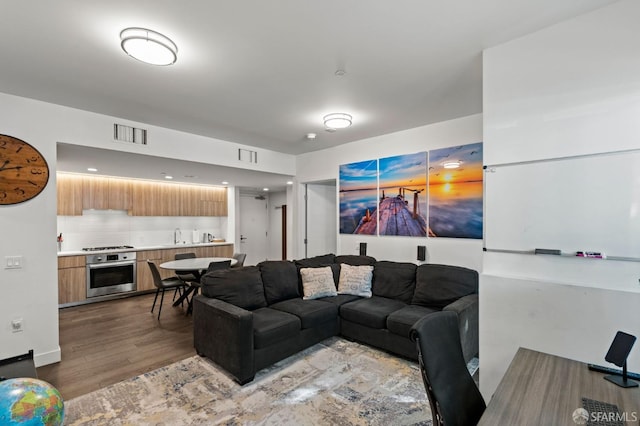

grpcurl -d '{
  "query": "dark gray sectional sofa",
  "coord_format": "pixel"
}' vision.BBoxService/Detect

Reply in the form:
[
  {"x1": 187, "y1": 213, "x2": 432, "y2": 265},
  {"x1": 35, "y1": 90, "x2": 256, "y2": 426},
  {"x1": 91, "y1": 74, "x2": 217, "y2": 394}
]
[{"x1": 193, "y1": 253, "x2": 479, "y2": 384}]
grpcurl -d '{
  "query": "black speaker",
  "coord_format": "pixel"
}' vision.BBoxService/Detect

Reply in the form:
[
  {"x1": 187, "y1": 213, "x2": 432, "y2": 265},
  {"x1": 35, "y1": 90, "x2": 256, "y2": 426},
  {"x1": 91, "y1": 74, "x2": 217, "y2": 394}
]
[
  {"x1": 359, "y1": 242, "x2": 367, "y2": 256},
  {"x1": 417, "y1": 245, "x2": 426, "y2": 261}
]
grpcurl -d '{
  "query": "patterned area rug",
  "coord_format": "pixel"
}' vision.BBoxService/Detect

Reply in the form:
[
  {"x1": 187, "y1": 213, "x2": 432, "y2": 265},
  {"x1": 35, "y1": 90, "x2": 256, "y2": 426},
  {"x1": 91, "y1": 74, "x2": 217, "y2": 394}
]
[{"x1": 65, "y1": 337, "x2": 433, "y2": 425}]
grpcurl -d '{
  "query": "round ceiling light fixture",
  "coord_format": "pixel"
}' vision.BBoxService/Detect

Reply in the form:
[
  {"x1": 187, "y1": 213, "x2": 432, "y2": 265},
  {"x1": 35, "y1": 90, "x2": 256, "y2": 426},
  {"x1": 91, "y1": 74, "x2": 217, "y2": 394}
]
[
  {"x1": 323, "y1": 113, "x2": 352, "y2": 131},
  {"x1": 120, "y1": 27, "x2": 178, "y2": 66},
  {"x1": 443, "y1": 161, "x2": 461, "y2": 169}
]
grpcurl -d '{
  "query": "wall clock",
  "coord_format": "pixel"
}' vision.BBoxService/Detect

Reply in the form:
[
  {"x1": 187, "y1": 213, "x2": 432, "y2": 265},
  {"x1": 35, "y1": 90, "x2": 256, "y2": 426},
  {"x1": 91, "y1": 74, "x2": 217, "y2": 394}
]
[{"x1": 0, "y1": 134, "x2": 50, "y2": 205}]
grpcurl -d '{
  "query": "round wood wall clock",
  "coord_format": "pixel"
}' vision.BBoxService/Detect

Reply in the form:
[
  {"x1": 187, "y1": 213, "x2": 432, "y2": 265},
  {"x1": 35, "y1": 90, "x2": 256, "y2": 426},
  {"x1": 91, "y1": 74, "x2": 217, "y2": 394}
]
[{"x1": 0, "y1": 134, "x2": 50, "y2": 205}]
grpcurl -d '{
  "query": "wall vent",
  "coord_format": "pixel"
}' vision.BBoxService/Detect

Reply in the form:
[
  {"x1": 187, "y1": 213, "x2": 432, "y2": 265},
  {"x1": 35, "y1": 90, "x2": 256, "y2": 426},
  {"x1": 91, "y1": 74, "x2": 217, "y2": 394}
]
[
  {"x1": 114, "y1": 124, "x2": 147, "y2": 145},
  {"x1": 239, "y1": 148, "x2": 258, "y2": 163}
]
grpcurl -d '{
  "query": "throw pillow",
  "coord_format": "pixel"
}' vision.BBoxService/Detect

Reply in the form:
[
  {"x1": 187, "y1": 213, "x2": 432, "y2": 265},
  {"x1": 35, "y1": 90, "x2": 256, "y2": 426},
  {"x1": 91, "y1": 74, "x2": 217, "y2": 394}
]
[
  {"x1": 300, "y1": 266, "x2": 338, "y2": 300},
  {"x1": 337, "y1": 264, "x2": 373, "y2": 298}
]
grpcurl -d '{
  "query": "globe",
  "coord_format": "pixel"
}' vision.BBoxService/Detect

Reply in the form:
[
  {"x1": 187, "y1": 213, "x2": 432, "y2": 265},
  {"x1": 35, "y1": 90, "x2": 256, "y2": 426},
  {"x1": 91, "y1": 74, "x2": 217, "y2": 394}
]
[{"x1": 0, "y1": 378, "x2": 64, "y2": 425}]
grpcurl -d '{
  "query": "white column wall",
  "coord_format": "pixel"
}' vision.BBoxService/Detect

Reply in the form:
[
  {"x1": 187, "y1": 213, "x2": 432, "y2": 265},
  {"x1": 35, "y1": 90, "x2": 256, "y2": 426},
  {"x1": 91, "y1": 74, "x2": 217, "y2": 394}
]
[{"x1": 481, "y1": 0, "x2": 640, "y2": 399}]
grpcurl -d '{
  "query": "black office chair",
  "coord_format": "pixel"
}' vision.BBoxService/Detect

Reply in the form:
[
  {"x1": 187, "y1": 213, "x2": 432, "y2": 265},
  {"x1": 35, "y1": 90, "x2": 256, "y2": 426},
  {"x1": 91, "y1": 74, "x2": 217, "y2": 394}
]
[
  {"x1": 147, "y1": 260, "x2": 188, "y2": 320},
  {"x1": 231, "y1": 252, "x2": 246, "y2": 268},
  {"x1": 174, "y1": 252, "x2": 201, "y2": 284},
  {"x1": 410, "y1": 311, "x2": 486, "y2": 426}
]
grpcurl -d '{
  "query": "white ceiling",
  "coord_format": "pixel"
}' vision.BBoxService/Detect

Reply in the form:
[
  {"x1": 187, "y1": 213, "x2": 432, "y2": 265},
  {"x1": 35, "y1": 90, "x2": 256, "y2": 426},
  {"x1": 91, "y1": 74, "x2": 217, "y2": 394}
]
[{"x1": 0, "y1": 1, "x2": 616, "y2": 187}]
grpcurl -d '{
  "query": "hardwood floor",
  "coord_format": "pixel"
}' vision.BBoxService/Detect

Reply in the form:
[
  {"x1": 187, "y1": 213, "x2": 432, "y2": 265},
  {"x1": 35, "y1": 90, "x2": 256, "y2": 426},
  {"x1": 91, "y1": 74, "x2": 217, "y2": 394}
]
[{"x1": 37, "y1": 292, "x2": 196, "y2": 400}]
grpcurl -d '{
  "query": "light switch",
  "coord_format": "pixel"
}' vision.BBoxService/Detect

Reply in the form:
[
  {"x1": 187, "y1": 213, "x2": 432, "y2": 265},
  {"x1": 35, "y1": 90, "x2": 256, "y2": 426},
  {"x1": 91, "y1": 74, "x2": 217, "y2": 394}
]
[{"x1": 5, "y1": 256, "x2": 23, "y2": 269}]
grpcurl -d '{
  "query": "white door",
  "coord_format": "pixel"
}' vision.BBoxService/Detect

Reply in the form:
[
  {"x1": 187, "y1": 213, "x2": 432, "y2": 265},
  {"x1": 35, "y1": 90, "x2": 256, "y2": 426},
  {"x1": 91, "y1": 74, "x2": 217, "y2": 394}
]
[{"x1": 239, "y1": 194, "x2": 269, "y2": 266}]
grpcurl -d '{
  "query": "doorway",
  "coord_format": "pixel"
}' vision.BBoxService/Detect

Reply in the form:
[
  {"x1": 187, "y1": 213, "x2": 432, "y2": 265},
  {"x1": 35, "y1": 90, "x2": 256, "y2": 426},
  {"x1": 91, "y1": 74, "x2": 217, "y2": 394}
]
[
  {"x1": 238, "y1": 193, "x2": 269, "y2": 266},
  {"x1": 305, "y1": 181, "x2": 337, "y2": 257}
]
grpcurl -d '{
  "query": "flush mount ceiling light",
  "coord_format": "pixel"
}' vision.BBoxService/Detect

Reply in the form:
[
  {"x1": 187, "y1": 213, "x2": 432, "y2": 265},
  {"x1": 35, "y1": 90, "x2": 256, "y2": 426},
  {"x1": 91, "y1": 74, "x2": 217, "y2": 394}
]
[
  {"x1": 120, "y1": 27, "x2": 178, "y2": 66},
  {"x1": 443, "y1": 161, "x2": 461, "y2": 169},
  {"x1": 323, "y1": 113, "x2": 352, "y2": 131}
]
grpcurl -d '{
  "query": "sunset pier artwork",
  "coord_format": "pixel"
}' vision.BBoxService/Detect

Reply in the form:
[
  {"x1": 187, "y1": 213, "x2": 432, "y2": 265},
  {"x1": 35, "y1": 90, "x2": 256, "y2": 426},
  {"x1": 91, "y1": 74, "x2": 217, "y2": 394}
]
[{"x1": 354, "y1": 187, "x2": 427, "y2": 236}]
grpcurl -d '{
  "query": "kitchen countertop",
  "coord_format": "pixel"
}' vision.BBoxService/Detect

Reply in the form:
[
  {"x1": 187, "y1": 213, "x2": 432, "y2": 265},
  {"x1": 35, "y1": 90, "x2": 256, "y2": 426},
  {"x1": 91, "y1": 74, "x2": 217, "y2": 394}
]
[{"x1": 57, "y1": 241, "x2": 233, "y2": 257}]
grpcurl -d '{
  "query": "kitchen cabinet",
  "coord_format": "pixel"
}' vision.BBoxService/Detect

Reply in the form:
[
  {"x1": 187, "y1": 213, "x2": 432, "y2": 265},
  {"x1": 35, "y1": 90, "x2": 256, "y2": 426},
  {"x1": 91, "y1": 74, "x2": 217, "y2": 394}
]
[
  {"x1": 58, "y1": 172, "x2": 227, "y2": 217},
  {"x1": 136, "y1": 249, "x2": 166, "y2": 292},
  {"x1": 57, "y1": 174, "x2": 83, "y2": 216},
  {"x1": 58, "y1": 255, "x2": 86, "y2": 304}
]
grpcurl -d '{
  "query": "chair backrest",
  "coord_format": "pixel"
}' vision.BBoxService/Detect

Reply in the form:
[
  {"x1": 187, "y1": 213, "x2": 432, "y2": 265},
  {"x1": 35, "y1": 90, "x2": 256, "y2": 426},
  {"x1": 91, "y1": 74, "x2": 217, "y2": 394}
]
[
  {"x1": 232, "y1": 253, "x2": 246, "y2": 268},
  {"x1": 175, "y1": 252, "x2": 196, "y2": 260},
  {"x1": 410, "y1": 311, "x2": 485, "y2": 426},
  {"x1": 207, "y1": 260, "x2": 232, "y2": 273},
  {"x1": 146, "y1": 260, "x2": 164, "y2": 289},
  {"x1": 174, "y1": 252, "x2": 199, "y2": 280}
]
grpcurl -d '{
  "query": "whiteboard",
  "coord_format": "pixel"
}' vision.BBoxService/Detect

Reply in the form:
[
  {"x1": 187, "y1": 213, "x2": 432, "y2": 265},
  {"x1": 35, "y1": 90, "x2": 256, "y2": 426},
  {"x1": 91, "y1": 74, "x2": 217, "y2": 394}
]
[{"x1": 484, "y1": 150, "x2": 640, "y2": 259}]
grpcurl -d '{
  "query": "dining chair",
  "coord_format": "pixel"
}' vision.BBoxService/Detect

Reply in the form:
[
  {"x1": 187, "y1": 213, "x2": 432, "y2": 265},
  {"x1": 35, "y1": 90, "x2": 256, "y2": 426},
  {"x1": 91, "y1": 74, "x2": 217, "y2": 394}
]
[
  {"x1": 231, "y1": 252, "x2": 246, "y2": 268},
  {"x1": 185, "y1": 259, "x2": 233, "y2": 315},
  {"x1": 174, "y1": 252, "x2": 201, "y2": 284},
  {"x1": 410, "y1": 311, "x2": 486, "y2": 426},
  {"x1": 147, "y1": 260, "x2": 188, "y2": 320}
]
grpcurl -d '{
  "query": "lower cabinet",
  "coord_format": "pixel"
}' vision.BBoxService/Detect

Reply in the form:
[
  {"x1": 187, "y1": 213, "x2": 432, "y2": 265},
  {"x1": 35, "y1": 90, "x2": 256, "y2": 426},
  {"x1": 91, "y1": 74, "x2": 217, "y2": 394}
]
[
  {"x1": 58, "y1": 256, "x2": 86, "y2": 305},
  {"x1": 59, "y1": 244, "x2": 235, "y2": 306}
]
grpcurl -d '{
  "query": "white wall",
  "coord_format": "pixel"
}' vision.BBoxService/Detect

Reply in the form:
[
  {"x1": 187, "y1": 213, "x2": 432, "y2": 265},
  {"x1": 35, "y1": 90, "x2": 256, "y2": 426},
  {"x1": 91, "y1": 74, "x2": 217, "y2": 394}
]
[
  {"x1": 0, "y1": 92, "x2": 294, "y2": 366},
  {"x1": 481, "y1": 0, "x2": 640, "y2": 400},
  {"x1": 296, "y1": 114, "x2": 483, "y2": 270},
  {"x1": 305, "y1": 182, "x2": 337, "y2": 258}
]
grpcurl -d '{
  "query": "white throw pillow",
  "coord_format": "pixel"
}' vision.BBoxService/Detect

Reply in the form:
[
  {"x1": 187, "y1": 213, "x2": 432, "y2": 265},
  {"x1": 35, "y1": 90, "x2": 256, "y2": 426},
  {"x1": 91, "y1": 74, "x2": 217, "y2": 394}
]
[
  {"x1": 300, "y1": 266, "x2": 338, "y2": 300},
  {"x1": 338, "y1": 264, "x2": 373, "y2": 298}
]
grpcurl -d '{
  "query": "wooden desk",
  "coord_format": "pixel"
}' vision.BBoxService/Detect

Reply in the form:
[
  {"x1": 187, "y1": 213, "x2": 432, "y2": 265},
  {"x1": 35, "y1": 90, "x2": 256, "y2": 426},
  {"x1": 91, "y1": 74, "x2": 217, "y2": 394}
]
[{"x1": 479, "y1": 348, "x2": 640, "y2": 425}]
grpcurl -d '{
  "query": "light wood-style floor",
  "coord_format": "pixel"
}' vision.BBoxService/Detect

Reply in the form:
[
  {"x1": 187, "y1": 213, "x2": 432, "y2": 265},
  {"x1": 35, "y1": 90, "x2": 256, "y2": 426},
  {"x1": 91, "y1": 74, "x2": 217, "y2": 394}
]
[{"x1": 37, "y1": 292, "x2": 196, "y2": 400}]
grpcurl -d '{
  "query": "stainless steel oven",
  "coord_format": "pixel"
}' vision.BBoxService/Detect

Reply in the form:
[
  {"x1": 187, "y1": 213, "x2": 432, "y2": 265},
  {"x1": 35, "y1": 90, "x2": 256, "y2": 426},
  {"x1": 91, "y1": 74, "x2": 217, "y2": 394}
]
[{"x1": 86, "y1": 251, "x2": 137, "y2": 298}]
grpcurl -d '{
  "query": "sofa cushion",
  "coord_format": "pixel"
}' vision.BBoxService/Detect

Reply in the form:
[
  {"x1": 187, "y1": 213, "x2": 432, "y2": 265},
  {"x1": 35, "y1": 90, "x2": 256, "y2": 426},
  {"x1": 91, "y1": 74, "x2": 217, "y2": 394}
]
[
  {"x1": 300, "y1": 267, "x2": 338, "y2": 300},
  {"x1": 252, "y1": 307, "x2": 301, "y2": 349},
  {"x1": 387, "y1": 305, "x2": 440, "y2": 338},
  {"x1": 270, "y1": 298, "x2": 338, "y2": 329},
  {"x1": 317, "y1": 294, "x2": 362, "y2": 306},
  {"x1": 335, "y1": 255, "x2": 377, "y2": 266},
  {"x1": 412, "y1": 264, "x2": 479, "y2": 309},
  {"x1": 258, "y1": 261, "x2": 300, "y2": 305},
  {"x1": 294, "y1": 253, "x2": 336, "y2": 268},
  {"x1": 201, "y1": 266, "x2": 267, "y2": 310},
  {"x1": 340, "y1": 296, "x2": 407, "y2": 329},
  {"x1": 372, "y1": 261, "x2": 417, "y2": 304},
  {"x1": 338, "y1": 264, "x2": 373, "y2": 297}
]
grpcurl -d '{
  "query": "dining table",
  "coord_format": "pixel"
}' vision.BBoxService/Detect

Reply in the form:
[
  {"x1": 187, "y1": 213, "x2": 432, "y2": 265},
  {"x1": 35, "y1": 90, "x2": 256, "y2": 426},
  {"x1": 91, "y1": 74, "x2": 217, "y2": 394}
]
[{"x1": 160, "y1": 257, "x2": 237, "y2": 313}]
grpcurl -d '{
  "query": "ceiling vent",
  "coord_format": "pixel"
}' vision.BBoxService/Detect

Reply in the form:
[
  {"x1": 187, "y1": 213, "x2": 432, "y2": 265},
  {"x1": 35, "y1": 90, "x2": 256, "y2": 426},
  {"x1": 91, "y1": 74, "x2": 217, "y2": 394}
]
[
  {"x1": 239, "y1": 148, "x2": 258, "y2": 163},
  {"x1": 114, "y1": 123, "x2": 147, "y2": 145}
]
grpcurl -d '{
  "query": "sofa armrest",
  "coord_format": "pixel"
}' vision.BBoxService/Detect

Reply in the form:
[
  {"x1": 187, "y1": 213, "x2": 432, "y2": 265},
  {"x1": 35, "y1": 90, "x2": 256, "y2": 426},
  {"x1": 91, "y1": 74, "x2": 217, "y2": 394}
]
[
  {"x1": 193, "y1": 295, "x2": 255, "y2": 384},
  {"x1": 443, "y1": 293, "x2": 478, "y2": 363}
]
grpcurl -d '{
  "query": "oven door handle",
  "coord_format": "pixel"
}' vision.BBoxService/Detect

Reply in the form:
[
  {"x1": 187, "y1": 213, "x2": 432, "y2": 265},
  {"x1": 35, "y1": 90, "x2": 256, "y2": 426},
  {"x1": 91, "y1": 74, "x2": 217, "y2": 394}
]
[{"x1": 88, "y1": 260, "x2": 136, "y2": 269}]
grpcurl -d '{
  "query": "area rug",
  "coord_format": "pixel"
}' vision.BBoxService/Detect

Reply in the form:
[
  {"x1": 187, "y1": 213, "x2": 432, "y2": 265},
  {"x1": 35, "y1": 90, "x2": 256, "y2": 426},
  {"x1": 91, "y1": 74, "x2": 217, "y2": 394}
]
[{"x1": 64, "y1": 337, "x2": 433, "y2": 425}]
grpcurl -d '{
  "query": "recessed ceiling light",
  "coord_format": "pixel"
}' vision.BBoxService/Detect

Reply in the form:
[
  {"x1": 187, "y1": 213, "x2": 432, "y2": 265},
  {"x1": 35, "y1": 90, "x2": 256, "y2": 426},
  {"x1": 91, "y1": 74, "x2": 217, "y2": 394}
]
[
  {"x1": 286, "y1": 181, "x2": 293, "y2": 185},
  {"x1": 263, "y1": 188, "x2": 269, "y2": 192},
  {"x1": 165, "y1": 175, "x2": 174, "y2": 179},
  {"x1": 324, "y1": 113, "x2": 352, "y2": 130},
  {"x1": 306, "y1": 133, "x2": 317, "y2": 140},
  {"x1": 222, "y1": 181, "x2": 229, "y2": 185},
  {"x1": 120, "y1": 27, "x2": 178, "y2": 66},
  {"x1": 87, "y1": 167, "x2": 98, "y2": 172}
]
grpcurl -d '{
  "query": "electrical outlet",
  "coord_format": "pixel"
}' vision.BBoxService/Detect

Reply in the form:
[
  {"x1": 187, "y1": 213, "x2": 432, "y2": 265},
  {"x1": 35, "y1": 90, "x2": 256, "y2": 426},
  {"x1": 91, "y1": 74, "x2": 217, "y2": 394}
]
[{"x1": 11, "y1": 318, "x2": 24, "y2": 333}]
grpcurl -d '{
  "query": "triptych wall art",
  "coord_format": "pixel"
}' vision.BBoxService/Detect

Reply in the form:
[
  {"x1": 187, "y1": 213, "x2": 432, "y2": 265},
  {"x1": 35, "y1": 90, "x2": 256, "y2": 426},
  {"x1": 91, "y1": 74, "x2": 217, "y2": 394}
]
[{"x1": 339, "y1": 142, "x2": 483, "y2": 239}]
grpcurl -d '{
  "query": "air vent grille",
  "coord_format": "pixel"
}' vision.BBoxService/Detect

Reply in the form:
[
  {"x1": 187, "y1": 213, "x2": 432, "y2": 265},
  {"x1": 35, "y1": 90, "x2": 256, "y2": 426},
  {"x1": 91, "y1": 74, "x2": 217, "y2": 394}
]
[
  {"x1": 239, "y1": 148, "x2": 257, "y2": 163},
  {"x1": 114, "y1": 124, "x2": 147, "y2": 145}
]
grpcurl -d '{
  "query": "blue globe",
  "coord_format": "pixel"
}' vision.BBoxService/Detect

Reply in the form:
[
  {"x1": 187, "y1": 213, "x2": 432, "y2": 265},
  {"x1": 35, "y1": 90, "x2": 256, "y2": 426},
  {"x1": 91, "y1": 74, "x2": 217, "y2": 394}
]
[{"x1": 0, "y1": 378, "x2": 64, "y2": 425}]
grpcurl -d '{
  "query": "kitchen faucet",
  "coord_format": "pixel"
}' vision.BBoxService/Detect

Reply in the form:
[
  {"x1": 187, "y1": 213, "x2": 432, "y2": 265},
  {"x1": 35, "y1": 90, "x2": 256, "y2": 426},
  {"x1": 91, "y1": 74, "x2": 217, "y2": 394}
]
[{"x1": 174, "y1": 228, "x2": 182, "y2": 244}]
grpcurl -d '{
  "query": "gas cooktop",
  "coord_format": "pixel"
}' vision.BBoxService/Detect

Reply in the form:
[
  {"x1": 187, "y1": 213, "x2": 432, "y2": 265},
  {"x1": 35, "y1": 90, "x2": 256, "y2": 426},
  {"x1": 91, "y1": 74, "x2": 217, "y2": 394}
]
[{"x1": 82, "y1": 245, "x2": 135, "y2": 252}]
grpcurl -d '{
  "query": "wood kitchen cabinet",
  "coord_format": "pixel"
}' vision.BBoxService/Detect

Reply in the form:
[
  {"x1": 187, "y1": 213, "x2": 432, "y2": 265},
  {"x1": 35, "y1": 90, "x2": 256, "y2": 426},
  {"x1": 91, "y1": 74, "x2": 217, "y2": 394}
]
[
  {"x1": 136, "y1": 250, "x2": 166, "y2": 292},
  {"x1": 58, "y1": 256, "x2": 86, "y2": 304},
  {"x1": 57, "y1": 172, "x2": 227, "y2": 217},
  {"x1": 57, "y1": 174, "x2": 83, "y2": 215}
]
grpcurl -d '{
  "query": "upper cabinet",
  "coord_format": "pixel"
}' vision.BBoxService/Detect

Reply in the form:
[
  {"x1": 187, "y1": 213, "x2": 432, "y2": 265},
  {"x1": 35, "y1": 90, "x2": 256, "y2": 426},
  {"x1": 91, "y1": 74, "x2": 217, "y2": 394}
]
[{"x1": 57, "y1": 173, "x2": 227, "y2": 217}]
